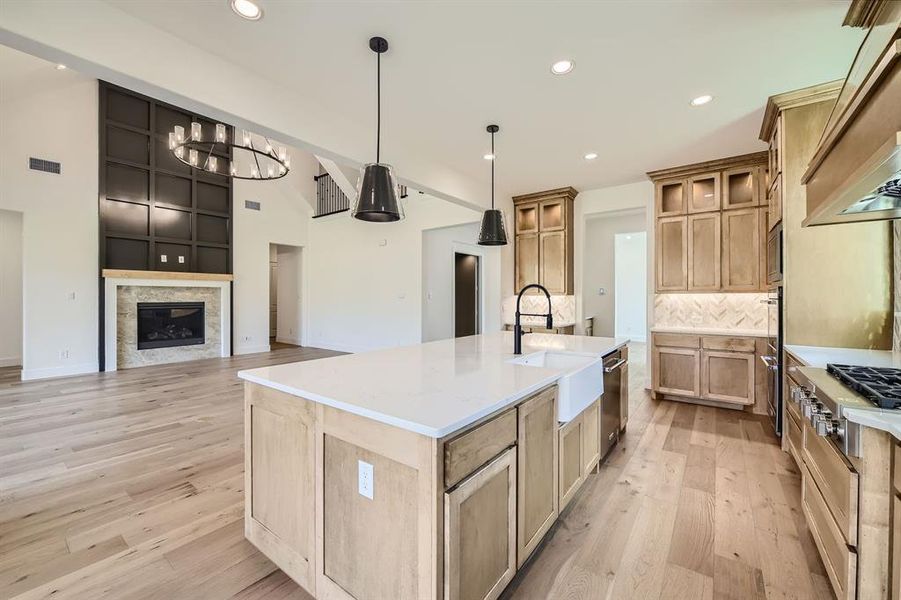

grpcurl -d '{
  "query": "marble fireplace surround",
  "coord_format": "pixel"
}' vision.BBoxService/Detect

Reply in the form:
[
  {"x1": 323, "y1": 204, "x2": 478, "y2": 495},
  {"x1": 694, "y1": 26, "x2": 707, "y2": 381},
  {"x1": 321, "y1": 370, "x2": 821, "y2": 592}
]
[{"x1": 103, "y1": 271, "x2": 232, "y2": 371}]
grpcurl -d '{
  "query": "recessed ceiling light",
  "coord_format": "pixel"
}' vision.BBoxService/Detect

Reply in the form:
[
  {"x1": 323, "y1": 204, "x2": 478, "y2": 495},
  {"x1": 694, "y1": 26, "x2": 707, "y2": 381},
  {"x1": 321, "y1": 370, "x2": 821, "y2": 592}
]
[
  {"x1": 55, "y1": 64, "x2": 67, "y2": 71},
  {"x1": 584, "y1": 152, "x2": 598, "y2": 160},
  {"x1": 483, "y1": 153, "x2": 495, "y2": 161},
  {"x1": 690, "y1": 94, "x2": 714, "y2": 106},
  {"x1": 550, "y1": 60, "x2": 574, "y2": 75},
  {"x1": 230, "y1": 0, "x2": 263, "y2": 20}
]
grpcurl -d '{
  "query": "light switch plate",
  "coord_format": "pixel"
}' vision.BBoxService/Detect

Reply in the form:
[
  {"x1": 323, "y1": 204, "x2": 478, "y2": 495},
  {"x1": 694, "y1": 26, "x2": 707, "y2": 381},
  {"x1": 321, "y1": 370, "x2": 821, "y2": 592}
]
[{"x1": 358, "y1": 460, "x2": 374, "y2": 499}]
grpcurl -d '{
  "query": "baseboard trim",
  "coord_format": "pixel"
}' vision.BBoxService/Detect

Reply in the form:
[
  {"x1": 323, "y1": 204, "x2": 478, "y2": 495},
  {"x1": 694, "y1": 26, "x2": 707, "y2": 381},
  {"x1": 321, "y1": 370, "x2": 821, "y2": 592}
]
[
  {"x1": 0, "y1": 356, "x2": 22, "y2": 368},
  {"x1": 234, "y1": 344, "x2": 271, "y2": 356},
  {"x1": 303, "y1": 339, "x2": 365, "y2": 354},
  {"x1": 275, "y1": 335, "x2": 302, "y2": 346},
  {"x1": 21, "y1": 362, "x2": 99, "y2": 381}
]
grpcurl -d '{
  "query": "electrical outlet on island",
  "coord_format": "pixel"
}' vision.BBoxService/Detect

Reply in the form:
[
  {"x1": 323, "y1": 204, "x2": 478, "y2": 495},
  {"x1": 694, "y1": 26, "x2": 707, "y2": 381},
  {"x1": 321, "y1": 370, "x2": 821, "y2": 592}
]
[{"x1": 358, "y1": 460, "x2": 374, "y2": 499}]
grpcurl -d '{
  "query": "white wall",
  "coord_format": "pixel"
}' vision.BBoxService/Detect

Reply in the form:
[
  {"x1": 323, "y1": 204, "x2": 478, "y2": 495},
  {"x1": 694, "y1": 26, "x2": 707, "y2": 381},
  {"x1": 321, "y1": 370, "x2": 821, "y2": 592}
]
[
  {"x1": 614, "y1": 231, "x2": 648, "y2": 342},
  {"x1": 422, "y1": 222, "x2": 502, "y2": 342},
  {"x1": 582, "y1": 211, "x2": 647, "y2": 337},
  {"x1": 276, "y1": 245, "x2": 303, "y2": 346},
  {"x1": 305, "y1": 196, "x2": 481, "y2": 352},
  {"x1": 0, "y1": 209, "x2": 23, "y2": 366},
  {"x1": 231, "y1": 143, "x2": 317, "y2": 354},
  {"x1": 0, "y1": 47, "x2": 99, "y2": 379},
  {"x1": 574, "y1": 180, "x2": 654, "y2": 333}
]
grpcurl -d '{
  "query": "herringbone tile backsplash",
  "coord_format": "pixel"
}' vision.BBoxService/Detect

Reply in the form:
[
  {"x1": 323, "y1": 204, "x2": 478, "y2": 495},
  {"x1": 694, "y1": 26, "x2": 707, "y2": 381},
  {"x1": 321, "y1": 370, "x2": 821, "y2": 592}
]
[{"x1": 654, "y1": 293, "x2": 768, "y2": 331}]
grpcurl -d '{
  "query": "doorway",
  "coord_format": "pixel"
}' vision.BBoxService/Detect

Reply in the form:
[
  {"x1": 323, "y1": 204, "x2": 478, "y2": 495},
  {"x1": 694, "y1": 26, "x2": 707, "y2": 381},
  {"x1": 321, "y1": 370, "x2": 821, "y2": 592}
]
[
  {"x1": 614, "y1": 231, "x2": 648, "y2": 342},
  {"x1": 0, "y1": 209, "x2": 23, "y2": 369},
  {"x1": 268, "y1": 243, "x2": 303, "y2": 349},
  {"x1": 454, "y1": 252, "x2": 480, "y2": 337}
]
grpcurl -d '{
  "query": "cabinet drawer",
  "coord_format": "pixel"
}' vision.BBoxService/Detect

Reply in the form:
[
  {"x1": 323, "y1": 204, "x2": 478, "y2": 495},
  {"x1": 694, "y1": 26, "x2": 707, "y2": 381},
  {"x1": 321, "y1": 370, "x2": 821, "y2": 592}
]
[
  {"x1": 802, "y1": 420, "x2": 859, "y2": 545},
  {"x1": 802, "y1": 460, "x2": 857, "y2": 600},
  {"x1": 786, "y1": 410, "x2": 803, "y2": 466},
  {"x1": 701, "y1": 336, "x2": 756, "y2": 352},
  {"x1": 653, "y1": 333, "x2": 700, "y2": 348},
  {"x1": 445, "y1": 409, "x2": 517, "y2": 489}
]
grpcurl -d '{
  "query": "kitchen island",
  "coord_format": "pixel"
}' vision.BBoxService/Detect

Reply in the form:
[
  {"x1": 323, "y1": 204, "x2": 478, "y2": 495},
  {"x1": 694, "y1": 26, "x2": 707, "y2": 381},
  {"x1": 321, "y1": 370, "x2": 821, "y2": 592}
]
[{"x1": 238, "y1": 331, "x2": 627, "y2": 600}]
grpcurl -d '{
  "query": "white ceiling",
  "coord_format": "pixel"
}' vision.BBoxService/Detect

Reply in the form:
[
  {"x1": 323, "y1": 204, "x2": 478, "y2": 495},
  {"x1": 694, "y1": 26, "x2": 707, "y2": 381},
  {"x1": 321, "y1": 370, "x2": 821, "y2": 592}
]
[{"x1": 63, "y1": 2, "x2": 871, "y2": 196}]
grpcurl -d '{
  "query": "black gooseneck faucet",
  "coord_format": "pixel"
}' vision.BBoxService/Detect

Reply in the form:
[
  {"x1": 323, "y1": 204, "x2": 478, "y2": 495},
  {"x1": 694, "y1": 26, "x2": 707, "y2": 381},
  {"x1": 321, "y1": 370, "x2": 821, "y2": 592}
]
[{"x1": 513, "y1": 284, "x2": 553, "y2": 355}]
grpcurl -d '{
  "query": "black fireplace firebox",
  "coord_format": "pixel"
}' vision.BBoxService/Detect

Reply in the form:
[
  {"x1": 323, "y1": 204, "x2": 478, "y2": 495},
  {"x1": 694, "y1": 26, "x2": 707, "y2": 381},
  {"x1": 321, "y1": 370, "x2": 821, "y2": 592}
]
[{"x1": 137, "y1": 302, "x2": 205, "y2": 350}]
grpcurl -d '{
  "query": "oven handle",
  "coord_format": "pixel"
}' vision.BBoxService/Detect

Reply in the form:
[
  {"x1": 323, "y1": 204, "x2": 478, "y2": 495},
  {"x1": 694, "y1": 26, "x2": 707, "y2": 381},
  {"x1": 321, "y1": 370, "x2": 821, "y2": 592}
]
[
  {"x1": 604, "y1": 358, "x2": 627, "y2": 373},
  {"x1": 759, "y1": 355, "x2": 778, "y2": 370}
]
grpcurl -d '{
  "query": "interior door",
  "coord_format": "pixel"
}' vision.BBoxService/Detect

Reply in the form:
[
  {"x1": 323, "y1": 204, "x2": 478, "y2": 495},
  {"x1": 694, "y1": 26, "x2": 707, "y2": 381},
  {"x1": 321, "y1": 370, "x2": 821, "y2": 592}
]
[{"x1": 455, "y1": 253, "x2": 479, "y2": 337}]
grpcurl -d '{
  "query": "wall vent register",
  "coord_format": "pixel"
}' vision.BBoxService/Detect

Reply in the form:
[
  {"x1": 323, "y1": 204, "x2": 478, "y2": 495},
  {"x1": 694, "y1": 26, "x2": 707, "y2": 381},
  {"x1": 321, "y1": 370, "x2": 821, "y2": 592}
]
[
  {"x1": 137, "y1": 302, "x2": 205, "y2": 350},
  {"x1": 29, "y1": 157, "x2": 61, "y2": 174}
]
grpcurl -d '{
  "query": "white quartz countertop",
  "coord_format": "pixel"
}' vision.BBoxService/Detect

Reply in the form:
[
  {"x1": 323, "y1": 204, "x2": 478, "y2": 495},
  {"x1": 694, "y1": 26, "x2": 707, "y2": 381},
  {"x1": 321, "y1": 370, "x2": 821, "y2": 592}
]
[
  {"x1": 844, "y1": 408, "x2": 901, "y2": 441},
  {"x1": 238, "y1": 332, "x2": 628, "y2": 438},
  {"x1": 784, "y1": 344, "x2": 900, "y2": 369},
  {"x1": 651, "y1": 325, "x2": 768, "y2": 337}
]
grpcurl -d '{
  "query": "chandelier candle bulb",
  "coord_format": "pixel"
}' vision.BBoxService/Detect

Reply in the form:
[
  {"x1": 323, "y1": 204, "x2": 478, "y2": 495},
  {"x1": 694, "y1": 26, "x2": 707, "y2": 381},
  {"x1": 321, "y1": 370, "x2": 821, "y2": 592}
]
[
  {"x1": 189, "y1": 149, "x2": 198, "y2": 166},
  {"x1": 190, "y1": 122, "x2": 202, "y2": 141},
  {"x1": 174, "y1": 125, "x2": 185, "y2": 143},
  {"x1": 278, "y1": 146, "x2": 287, "y2": 161},
  {"x1": 215, "y1": 123, "x2": 227, "y2": 143},
  {"x1": 207, "y1": 156, "x2": 218, "y2": 173},
  {"x1": 175, "y1": 146, "x2": 184, "y2": 159},
  {"x1": 251, "y1": 165, "x2": 259, "y2": 179},
  {"x1": 242, "y1": 130, "x2": 251, "y2": 147},
  {"x1": 230, "y1": 163, "x2": 237, "y2": 176},
  {"x1": 267, "y1": 165, "x2": 274, "y2": 178},
  {"x1": 168, "y1": 132, "x2": 177, "y2": 150}
]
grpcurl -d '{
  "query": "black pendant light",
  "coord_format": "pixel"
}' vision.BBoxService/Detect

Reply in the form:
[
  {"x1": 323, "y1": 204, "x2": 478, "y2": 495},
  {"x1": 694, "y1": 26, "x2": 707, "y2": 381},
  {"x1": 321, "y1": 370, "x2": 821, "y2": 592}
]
[
  {"x1": 353, "y1": 36, "x2": 404, "y2": 222},
  {"x1": 478, "y1": 124, "x2": 508, "y2": 245}
]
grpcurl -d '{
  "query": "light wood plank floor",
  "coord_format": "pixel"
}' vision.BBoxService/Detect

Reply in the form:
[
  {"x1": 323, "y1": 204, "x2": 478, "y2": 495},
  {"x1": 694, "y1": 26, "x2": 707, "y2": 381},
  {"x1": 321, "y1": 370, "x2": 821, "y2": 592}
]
[{"x1": 0, "y1": 344, "x2": 832, "y2": 599}]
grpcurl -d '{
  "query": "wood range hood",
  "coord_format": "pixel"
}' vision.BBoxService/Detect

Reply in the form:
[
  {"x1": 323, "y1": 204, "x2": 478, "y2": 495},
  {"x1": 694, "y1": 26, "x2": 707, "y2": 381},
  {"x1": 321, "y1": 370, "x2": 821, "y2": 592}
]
[{"x1": 801, "y1": 3, "x2": 901, "y2": 227}]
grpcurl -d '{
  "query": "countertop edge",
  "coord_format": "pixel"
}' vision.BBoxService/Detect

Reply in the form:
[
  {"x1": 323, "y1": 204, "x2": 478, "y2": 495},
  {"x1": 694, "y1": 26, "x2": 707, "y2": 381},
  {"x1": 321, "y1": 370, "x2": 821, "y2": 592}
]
[
  {"x1": 238, "y1": 370, "x2": 564, "y2": 438},
  {"x1": 844, "y1": 408, "x2": 901, "y2": 441}
]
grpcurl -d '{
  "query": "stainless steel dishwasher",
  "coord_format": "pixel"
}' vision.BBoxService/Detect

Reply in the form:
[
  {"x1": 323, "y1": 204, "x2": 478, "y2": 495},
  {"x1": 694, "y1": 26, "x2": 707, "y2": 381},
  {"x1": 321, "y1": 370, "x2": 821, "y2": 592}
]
[{"x1": 600, "y1": 349, "x2": 627, "y2": 457}]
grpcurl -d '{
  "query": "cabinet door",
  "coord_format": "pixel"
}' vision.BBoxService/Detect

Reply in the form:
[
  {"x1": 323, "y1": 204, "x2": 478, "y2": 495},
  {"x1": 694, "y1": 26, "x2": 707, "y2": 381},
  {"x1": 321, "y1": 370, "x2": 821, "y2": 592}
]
[
  {"x1": 892, "y1": 494, "x2": 900, "y2": 600},
  {"x1": 558, "y1": 416, "x2": 584, "y2": 512},
  {"x1": 656, "y1": 216, "x2": 688, "y2": 291},
  {"x1": 581, "y1": 399, "x2": 600, "y2": 475},
  {"x1": 656, "y1": 178, "x2": 686, "y2": 217},
  {"x1": 721, "y1": 208, "x2": 760, "y2": 291},
  {"x1": 515, "y1": 203, "x2": 538, "y2": 234},
  {"x1": 517, "y1": 387, "x2": 558, "y2": 567},
  {"x1": 768, "y1": 114, "x2": 782, "y2": 186},
  {"x1": 768, "y1": 173, "x2": 783, "y2": 232},
  {"x1": 619, "y1": 353, "x2": 629, "y2": 431},
  {"x1": 539, "y1": 199, "x2": 565, "y2": 232},
  {"x1": 723, "y1": 166, "x2": 759, "y2": 210},
  {"x1": 444, "y1": 448, "x2": 517, "y2": 600},
  {"x1": 515, "y1": 233, "x2": 539, "y2": 293},
  {"x1": 539, "y1": 231, "x2": 567, "y2": 294},
  {"x1": 687, "y1": 213, "x2": 721, "y2": 291},
  {"x1": 687, "y1": 172, "x2": 721, "y2": 213},
  {"x1": 653, "y1": 347, "x2": 700, "y2": 397},
  {"x1": 700, "y1": 350, "x2": 755, "y2": 405},
  {"x1": 758, "y1": 206, "x2": 769, "y2": 291}
]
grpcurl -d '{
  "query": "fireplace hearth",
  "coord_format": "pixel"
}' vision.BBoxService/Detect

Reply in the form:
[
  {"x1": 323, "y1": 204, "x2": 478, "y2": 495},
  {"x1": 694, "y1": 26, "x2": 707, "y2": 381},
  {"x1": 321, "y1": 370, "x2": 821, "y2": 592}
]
[{"x1": 137, "y1": 302, "x2": 205, "y2": 350}]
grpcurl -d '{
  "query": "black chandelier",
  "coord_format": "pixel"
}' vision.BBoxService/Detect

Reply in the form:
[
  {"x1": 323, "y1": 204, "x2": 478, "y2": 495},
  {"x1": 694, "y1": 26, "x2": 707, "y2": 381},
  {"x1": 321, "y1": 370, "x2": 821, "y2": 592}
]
[{"x1": 168, "y1": 122, "x2": 290, "y2": 181}]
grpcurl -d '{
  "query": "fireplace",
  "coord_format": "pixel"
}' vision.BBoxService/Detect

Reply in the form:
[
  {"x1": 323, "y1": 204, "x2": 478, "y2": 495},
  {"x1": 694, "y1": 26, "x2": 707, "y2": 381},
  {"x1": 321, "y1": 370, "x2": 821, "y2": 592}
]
[{"x1": 137, "y1": 302, "x2": 205, "y2": 350}]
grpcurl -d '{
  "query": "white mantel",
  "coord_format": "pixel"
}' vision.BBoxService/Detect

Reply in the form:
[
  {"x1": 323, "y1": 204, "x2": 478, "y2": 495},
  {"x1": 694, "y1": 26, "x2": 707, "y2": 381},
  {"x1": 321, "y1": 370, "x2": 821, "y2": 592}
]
[{"x1": 103, "y1": 271, "x2": 231, "y2": 371}]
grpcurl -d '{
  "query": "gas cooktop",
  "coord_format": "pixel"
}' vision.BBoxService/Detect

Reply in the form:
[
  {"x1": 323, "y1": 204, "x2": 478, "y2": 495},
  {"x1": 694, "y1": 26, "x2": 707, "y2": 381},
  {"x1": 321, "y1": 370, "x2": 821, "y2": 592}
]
[{"x1": 827, "y1": 363, "x2": 901, "y2": 410}]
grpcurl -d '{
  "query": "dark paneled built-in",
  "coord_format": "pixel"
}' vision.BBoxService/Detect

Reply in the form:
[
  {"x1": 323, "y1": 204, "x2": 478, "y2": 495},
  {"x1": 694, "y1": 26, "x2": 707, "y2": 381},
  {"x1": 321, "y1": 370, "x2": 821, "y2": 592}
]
[{"x1": 99, "y1": 82, "x2": 233, "y2": 274}]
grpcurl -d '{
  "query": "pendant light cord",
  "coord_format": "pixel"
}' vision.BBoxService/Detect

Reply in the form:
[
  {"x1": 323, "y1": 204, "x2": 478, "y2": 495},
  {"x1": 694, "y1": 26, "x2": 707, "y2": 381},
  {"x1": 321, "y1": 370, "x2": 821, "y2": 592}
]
[
  {"x1": 376, "y1": 50, "x2": 381, "y2": 164},
  {"x1": 491, "y1": 130, "x2": 495, "y2": 209}
]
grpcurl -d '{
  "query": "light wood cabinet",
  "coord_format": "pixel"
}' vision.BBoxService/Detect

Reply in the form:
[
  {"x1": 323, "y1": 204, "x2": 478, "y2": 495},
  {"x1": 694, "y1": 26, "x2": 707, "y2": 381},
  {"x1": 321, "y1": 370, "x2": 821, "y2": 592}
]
[
  {"x1": 516, "y1": 386, "x2": 558, "y2": 567},
  {"x1": 581, "y1": 399, "x2": 600, "y2": 474},
  {"x1": 687, "y1": 213, "x2": 721, "y2": 290},
  {"x1": 558, "y1": 417, "x2": 584, "y2": 512},
  {"x1": 653, "y1": 346, "x2": 700, "y2": 398},
  {"x1": 649, "y1": 153, "x2": 768, "y2": 293},
  {"x1": 444, "y1": 408, "x2": 516, "y2": 489},
  {"x1": 656, "y1": 216, "x2": 687, "y2": 291},
  {"x1": 513, "y1": 187, "x2": 576, "y2": 295},
  {"x1": 655, "y1": 178, "x2": 686, "y2": 216},
  {"x1": 767, "y1": 172, "x2": 782, "y2": 232},
  {"x1": 700, "y1": 349, "x2": 754, "y2": 405},
  {"x1": 893, "y1": 493, "x2": 901, "y2": 600},
  {"x1": 515, "y1": 233, "x2": 539, "y2": 294},
  {"x1": 444, "y1": 448, "x2": 517, "y2": 600},
  {"x1": 721, "y1": 208, "x2": 761, "y2": 291},
  {"x1": 687, "y1": 172, "x2": 721, "y2": 213}
]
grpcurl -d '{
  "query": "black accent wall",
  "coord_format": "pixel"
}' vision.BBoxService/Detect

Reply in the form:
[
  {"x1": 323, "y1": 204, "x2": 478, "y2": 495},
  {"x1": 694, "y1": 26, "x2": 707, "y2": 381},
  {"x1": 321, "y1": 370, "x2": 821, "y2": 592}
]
[{"x1": 99, "y1": 82, "x2": 233, "y2": 274}]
